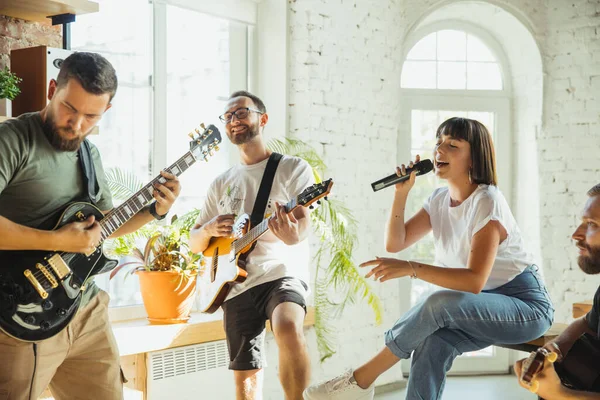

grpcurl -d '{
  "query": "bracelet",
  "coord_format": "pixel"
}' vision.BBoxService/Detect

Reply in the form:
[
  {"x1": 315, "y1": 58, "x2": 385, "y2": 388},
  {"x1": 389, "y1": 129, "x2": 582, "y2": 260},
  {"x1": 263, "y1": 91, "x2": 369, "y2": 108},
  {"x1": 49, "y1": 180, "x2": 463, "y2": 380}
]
[
  {"x1": 407, "y1": 260, "x2": 418, "y2": 279},
  {"x1": 149, "y1": 201, "x2": 167, "y2": 221}
]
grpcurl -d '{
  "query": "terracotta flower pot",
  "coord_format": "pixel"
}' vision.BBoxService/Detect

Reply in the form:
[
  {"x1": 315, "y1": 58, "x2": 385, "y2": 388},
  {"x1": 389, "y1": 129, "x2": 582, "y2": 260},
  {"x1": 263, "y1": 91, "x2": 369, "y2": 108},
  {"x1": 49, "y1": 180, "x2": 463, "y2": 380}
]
[{"x1": 136, "y1": 270, "x2": 197, "y2": 324}]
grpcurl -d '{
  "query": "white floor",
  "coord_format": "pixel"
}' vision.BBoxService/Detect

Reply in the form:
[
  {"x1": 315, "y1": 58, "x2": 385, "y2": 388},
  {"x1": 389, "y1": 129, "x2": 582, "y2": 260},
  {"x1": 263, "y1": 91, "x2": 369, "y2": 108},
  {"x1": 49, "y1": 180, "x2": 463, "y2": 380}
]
[{"x1": 375, "y1": 374, "x2": 536, "y2": 400}]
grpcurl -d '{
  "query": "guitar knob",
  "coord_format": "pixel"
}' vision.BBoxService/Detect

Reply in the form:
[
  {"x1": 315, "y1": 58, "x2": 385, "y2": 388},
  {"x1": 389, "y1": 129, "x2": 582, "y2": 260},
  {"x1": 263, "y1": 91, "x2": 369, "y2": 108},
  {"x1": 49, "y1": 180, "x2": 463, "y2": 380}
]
[
  {"x1": 317, "y1": 200, "x2": 321, "y2": 205},
  {"x1": 309, "y1": 205, "x2": 314, "y2": 210},
  {"x1": 42, "y1": 300, "x2": 53, "y2": 310},
  {"x1": 24, "y1": 315, "x2": 36, "y2": 325},
  {"x1": 40, "y1": 321, "x2": 51, "y2": 331},
  {"x1": 324, "y1": 196, "x2": 328, "y2": 201}
]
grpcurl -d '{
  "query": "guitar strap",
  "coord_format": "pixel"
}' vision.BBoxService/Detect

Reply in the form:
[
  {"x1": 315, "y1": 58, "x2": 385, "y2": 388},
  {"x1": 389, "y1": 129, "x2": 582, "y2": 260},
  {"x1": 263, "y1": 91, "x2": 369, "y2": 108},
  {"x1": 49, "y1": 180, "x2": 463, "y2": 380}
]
[
  {"x1": 77, "y1": 139, "x2": 100, "y2": 206},
  {"x1": 250, "y1": 152, "x2": 283, "y2": 228}
]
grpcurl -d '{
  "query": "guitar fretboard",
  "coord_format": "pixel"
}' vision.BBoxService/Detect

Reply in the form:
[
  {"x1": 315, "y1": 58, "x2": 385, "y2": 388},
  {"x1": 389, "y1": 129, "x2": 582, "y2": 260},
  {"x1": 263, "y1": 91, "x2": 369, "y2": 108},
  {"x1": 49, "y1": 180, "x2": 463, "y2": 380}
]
[
  {"x1": 99, "y1": 151, "x2": 198, "y2": 242},
  {"x1": 232, "y1": 198, "x2": 297, "y2": 254}
]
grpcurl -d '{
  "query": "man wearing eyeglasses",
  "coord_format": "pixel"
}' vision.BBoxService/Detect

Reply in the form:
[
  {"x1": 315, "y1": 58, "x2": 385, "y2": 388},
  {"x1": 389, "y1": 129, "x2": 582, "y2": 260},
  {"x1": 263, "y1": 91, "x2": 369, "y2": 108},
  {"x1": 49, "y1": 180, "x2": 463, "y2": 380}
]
[{"x1": 189, "y1": 91, "x2": 315, "y2": 400}]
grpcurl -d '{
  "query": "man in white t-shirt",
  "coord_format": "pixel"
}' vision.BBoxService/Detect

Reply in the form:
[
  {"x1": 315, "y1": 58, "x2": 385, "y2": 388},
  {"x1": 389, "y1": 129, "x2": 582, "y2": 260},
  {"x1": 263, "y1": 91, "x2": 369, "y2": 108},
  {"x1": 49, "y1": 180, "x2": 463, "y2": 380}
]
[{"x1": 189, "y1": 91, "x2": 315, "y2": 400}]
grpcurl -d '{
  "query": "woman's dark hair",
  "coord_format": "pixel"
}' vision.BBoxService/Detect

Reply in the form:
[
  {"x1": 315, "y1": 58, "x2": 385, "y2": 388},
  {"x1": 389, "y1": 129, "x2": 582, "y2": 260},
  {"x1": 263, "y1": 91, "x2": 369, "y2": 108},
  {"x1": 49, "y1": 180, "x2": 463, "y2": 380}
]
[
  {"x1": 56, "y1": 52, "x2": 118, "y2": 102},
  {"x1": 435, "y1": 117, "x2": 498, "y2": 185}
]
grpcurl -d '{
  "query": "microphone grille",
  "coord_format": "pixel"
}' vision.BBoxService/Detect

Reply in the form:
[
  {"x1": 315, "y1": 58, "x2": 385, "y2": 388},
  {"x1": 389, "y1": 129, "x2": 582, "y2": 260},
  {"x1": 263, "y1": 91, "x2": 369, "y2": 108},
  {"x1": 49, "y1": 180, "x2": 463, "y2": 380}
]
[{"x1": 417, "y1": 159, "x2": 434, "y2": 174}]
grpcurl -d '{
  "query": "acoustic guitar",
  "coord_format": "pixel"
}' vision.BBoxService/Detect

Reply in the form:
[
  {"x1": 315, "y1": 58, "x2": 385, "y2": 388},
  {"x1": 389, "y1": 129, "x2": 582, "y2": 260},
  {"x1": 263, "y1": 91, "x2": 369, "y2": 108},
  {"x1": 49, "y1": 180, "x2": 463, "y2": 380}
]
[{"x1": 198, "y1": 179, "x2": 333, "y2": 313}]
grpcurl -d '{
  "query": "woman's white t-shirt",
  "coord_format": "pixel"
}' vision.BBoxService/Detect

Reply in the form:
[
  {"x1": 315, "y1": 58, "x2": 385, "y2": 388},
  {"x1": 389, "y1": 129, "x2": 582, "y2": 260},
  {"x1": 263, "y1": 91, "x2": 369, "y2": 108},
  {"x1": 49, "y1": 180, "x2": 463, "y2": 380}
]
[{"x1": 423, "y1": 184, "x2": 535, "y2": 290}]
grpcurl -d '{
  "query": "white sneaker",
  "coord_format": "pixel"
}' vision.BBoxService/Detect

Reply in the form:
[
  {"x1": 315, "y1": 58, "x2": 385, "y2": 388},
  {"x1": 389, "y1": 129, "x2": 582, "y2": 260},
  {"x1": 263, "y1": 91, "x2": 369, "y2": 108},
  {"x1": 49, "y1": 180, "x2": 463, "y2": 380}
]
[{"x1": 303, "y1": 369, "x2": 375, "y2": 400}]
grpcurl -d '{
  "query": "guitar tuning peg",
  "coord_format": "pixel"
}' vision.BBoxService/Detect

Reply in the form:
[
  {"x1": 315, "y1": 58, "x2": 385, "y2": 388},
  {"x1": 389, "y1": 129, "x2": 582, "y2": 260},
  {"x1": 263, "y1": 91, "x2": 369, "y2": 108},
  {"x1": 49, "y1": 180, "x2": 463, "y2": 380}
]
[
  {"x1": 214, "y1": 145, "x2": 220, "y2": 151},
  {"x1": 209, "y1": 150, "x2": 215, "y2": 156},
  {"x1": 195, "y1": 128, "x2": 200, "y2": 134},
  {"x1": 200, "y1": 123, "x2": 206, "y2": 130},
  {"x1": 188, "y1": 132, "x2": 195, "y2": 139}
]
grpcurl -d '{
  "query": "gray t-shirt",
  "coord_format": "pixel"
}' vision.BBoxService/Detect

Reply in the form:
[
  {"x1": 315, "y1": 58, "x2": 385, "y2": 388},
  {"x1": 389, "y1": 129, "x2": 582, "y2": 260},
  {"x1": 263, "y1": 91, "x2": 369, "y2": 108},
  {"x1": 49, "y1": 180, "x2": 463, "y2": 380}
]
[{"x1": 0, "y1": 112, "x2": 113, "y2": 306}]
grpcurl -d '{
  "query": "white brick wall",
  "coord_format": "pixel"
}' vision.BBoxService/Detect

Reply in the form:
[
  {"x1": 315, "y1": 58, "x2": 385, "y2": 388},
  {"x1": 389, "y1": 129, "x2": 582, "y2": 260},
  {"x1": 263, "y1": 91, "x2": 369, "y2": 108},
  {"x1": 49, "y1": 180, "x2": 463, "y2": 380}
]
[{"x1": 261, "y1": 0, "x2": 600, "y2": 397}]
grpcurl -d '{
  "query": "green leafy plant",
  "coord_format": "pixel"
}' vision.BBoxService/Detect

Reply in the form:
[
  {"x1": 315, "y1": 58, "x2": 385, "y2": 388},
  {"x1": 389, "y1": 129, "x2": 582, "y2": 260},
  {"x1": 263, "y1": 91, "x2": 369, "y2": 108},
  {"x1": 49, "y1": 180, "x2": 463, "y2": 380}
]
[
  {"x1": 104, "y1": 169, "x2": 203, "y2": 281},
  {"x1": 0, "y1": 67, "x2": 22, "y2": 101},
  {"x1": 268, "y1": 138, "x2": 383, "y2": 361}
]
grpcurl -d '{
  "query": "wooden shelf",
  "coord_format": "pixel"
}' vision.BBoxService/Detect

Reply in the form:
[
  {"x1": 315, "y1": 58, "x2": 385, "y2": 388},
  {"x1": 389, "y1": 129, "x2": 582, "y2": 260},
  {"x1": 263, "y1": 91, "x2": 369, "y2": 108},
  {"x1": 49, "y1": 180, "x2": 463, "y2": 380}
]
[
  {"x1": 112, "y1": 307, "x2": 316, "y2": 357},
  {"x1": 0, "y1": 0, "x2": 99, "y2": 23},
  {"x1": 573, "y1": 300, "x2": 593, "y2": 319}
]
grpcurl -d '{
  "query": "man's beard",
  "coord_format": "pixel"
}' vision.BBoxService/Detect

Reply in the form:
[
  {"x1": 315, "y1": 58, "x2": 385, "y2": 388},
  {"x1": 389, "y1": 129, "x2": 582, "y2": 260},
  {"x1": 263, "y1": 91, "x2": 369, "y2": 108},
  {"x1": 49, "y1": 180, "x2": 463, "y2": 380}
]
[
  {"x1": 576, "y1": 240, "x2": 600, "y2": 274},
  {"x1": 42, "y1": 111, "x2": 86, "y2": 151},
  {"x1": 227, "y1": 123, "x2": 259, "y2": 145}
]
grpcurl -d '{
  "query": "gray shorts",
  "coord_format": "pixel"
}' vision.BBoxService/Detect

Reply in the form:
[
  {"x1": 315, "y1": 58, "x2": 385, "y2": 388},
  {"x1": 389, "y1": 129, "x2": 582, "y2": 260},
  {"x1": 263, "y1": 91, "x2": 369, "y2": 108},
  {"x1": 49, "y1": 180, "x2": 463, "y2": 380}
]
[{"x1": 221, "y1": 277, "x2": 308, "y2": 370}]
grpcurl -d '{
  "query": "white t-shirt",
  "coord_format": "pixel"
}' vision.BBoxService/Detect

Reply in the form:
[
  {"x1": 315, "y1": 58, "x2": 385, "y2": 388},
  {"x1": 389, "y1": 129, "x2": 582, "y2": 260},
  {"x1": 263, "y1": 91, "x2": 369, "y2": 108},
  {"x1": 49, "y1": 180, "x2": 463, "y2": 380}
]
[
  {"x1": 196, "y1": 155, "x2": 315, "y2": 300},
  {"x1": 423, "y1": 184, "x2": 535, "y2": 290}
]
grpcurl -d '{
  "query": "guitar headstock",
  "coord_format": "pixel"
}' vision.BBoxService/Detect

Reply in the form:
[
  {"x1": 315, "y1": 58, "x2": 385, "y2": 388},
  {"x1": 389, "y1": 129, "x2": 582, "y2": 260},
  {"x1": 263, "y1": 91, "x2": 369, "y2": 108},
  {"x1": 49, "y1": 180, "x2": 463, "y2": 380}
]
[
  {"x1": 189, "y1": 123, "x2": 222, "y2": 161},
  {"x1": 297, "y1": 179, "x2": 333, "y2": 209}
]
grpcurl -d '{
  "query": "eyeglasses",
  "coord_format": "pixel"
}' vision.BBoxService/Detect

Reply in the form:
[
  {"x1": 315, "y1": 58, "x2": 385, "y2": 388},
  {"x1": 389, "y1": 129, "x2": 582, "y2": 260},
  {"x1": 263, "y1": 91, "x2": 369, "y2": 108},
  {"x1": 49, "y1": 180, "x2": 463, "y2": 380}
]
[{"x1": 219, "y1": 107, "x2": 263, "y2": 123}]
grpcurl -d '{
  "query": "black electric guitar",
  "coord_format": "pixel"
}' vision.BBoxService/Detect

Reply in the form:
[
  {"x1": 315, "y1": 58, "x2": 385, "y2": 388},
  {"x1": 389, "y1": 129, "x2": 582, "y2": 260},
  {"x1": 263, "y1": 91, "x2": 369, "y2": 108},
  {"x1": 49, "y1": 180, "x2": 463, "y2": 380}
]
[
  {"x1": 0, "y1": 124, "x2": 221, "y2": 341},
  {"x1": 198, "y1": 179, "x2": 333, "y2": 313}
]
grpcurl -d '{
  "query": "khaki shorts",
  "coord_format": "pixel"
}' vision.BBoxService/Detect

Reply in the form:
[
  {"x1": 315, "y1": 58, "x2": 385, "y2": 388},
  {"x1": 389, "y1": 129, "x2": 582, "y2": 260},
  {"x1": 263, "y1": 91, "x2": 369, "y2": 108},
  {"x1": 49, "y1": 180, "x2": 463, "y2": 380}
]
[{"x1": 0, "y1": 290, "x2": 123, "y2": 400}]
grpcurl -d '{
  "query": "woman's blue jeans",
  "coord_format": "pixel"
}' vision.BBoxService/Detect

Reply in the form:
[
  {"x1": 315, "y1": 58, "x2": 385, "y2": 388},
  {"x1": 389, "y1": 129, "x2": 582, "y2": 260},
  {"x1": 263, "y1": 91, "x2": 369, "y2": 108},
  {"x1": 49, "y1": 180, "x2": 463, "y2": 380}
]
[{"x1": 384, "y1": 266, "x2": 554, "y2": 400}]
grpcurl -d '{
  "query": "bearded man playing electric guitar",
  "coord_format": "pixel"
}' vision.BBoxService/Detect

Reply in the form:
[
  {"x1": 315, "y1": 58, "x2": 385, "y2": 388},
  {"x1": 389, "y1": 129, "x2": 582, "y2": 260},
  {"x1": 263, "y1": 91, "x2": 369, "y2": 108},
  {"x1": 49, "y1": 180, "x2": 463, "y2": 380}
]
[
  {"x1": 189, "y1": 91, "x2": 314, "y2": 400},
  {"x1": 0, "y1": 52, "x2": 181, "y2": 400}
]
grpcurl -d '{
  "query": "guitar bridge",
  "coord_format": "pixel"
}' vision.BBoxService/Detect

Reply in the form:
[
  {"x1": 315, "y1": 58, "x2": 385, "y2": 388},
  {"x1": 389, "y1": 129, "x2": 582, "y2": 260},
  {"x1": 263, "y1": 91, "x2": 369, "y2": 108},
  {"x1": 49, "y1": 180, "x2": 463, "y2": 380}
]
[
  {"x1": 47, "y1": 254, "x2": 71, "y2": 279},
  {"x1": 24, "y1": 270, "x2": 48, "y2": 299},
  {"x1": 36, "y1": 263, "x2": 59, "y2": 288}
]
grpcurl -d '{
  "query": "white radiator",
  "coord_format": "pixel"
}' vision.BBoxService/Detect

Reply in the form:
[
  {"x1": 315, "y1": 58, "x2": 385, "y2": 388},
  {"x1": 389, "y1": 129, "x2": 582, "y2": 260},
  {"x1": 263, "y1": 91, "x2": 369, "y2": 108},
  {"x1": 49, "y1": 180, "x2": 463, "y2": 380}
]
[{"x1": 147, "y1": 340, "x2": 235, "y2": 400}]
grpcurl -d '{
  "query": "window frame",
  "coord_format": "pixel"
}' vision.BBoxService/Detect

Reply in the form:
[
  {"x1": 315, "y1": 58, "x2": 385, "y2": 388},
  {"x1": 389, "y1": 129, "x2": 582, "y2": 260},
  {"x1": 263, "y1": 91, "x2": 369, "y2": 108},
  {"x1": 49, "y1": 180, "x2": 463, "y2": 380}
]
[
  {"x1": 95, "y1": 1, "x2": 257, "y2": 322},
  {"x1": 398, "y1": 21, "x2": 514, "y2": 374}
]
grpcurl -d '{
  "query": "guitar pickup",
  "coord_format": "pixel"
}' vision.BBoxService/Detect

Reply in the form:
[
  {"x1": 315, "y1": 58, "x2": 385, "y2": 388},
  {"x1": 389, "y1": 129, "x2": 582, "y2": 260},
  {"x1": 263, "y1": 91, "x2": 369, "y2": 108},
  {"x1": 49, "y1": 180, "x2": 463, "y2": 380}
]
[
  {"x1": 36, "y1": 263, "x2": 59, "y2": 288},
  {"x1": 24, "y1": 269, "x2": 48, "y2": 299},
  {"x1": 47, "y1": 254, "x2": 71, "y2": 279}
]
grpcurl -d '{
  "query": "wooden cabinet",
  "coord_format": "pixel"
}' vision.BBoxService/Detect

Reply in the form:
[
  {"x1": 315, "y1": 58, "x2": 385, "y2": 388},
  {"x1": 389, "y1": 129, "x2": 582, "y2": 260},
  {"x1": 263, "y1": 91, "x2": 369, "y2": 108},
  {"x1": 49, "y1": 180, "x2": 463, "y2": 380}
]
[{"x1": 0, "y1": 0, "x2": 98, "y2": 23}]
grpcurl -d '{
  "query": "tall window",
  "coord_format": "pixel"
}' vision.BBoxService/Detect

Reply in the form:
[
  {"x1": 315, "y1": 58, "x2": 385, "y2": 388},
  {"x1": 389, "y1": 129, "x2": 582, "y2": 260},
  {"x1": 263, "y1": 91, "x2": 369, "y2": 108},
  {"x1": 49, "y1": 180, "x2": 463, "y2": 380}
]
[
  {"x1": 71, "y1": 0, "x2": 253, "y2": 317},
  {"x1": 400, "y1": 27, "x2": 511, "y2": 373}
]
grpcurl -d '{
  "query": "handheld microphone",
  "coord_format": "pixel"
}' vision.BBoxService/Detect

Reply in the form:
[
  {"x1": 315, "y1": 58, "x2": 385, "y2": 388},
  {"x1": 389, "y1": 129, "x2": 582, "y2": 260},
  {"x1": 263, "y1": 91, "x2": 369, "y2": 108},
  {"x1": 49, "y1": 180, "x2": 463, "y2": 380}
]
[{"x1": 371, "y1": 159, "x2": 434, "y2": 192}]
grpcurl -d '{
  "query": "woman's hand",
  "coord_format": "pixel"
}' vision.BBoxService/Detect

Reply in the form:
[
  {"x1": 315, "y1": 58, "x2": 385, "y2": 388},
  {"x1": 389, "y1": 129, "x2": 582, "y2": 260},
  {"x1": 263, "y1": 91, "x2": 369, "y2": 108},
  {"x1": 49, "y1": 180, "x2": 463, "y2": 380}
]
[
  {"x1": 394, "y1": 154, "x2": 421, "y2": 195},
  {"x1": 360, "y1": 257, "x2": 412, "y2": 282}
]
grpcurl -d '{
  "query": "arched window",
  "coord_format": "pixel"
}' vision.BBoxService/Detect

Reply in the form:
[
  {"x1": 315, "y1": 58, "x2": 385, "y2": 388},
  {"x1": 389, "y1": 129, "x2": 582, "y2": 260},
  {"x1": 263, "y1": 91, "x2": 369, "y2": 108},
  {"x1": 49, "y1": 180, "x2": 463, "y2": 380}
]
[{"x1": 401, "y1": 29, "x2": 503, "y2": 90}]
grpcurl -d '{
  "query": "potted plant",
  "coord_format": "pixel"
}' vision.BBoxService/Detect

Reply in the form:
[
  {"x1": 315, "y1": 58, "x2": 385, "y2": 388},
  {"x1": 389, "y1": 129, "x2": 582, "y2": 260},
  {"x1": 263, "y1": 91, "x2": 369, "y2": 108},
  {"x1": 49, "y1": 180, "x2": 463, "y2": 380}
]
[
  {"x1": 0, "y1": 66, "x2": 22, "y2": 118},
  {"x1": 105, "y1": 169, "x2": 203, "y2": 324}
]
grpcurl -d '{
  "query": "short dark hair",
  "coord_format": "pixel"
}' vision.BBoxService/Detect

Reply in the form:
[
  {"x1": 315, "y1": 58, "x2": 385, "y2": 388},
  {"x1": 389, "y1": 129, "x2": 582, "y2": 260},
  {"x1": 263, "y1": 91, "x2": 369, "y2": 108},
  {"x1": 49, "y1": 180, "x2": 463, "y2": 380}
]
[
  {"x1": 436, "y1": 117, "x2": 498, "y2": 186},
  {"x1": 588, "y1": 184, "x2": 600, "y2": 197},
  {"x1": 228, "y1": 90, "x2": 266, "y2": 113},
  {"x1": 56, "y1": 52, "x2": 118, "y2": 102}
]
